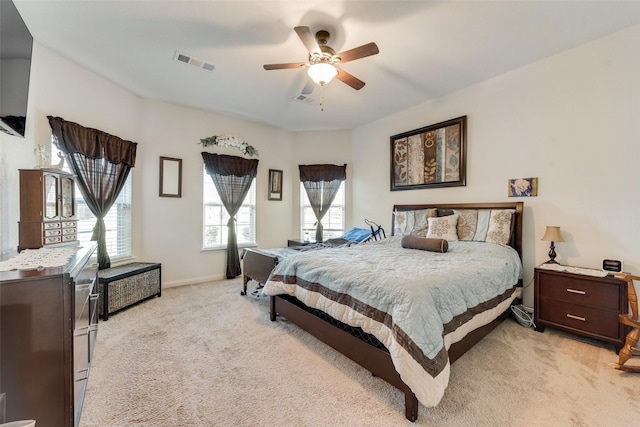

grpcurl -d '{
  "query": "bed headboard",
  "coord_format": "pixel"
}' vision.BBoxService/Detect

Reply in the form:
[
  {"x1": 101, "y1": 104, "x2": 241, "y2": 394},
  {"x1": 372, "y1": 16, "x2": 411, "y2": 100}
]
[{"x1": 392, "y1": 201, "x2": 524, "y2": 259}]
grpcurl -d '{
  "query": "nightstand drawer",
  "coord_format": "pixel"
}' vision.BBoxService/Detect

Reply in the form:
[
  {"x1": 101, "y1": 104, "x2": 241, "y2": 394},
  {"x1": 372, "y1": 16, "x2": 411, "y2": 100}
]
[
  {"x1": 538, "y1": 274, "x2": 619, "y2": 310},
  {"x1": 539, "y1": 298, "x2": 620, "y2": 339}
]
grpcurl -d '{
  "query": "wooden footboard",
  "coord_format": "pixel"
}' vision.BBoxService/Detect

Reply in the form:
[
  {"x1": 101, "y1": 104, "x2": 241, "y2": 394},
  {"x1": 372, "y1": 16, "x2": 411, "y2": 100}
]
[
  {"x1": 241, "y1": 249, "x2": 279, "y2": 295},
  {"x1": 270, "y1": 294, "x2": 512, "y2": 422}
]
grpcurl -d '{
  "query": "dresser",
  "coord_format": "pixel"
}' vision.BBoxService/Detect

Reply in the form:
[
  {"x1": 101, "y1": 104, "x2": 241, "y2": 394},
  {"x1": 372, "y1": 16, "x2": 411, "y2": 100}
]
[
  {"x1": 534, "y1": 266, "x2": 628, "y2": 352},
  {"x1": 0, "y1": 243, "x2": 98, "y2": 426},
  {"x1": 18, "y1": 168, "x2": 78, "y2": 252}
]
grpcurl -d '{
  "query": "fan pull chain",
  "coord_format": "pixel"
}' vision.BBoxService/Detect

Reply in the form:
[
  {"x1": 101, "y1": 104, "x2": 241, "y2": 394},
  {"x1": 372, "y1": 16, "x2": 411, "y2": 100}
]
[{"x1": 320, "y1": 85, "x2": 325, "y2": 112}]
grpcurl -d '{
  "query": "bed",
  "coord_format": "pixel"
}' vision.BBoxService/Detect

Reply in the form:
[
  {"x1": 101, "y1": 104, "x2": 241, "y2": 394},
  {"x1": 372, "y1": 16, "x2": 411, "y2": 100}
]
[
  {"x1": 241, "y1": 222, "x2": 385, "y2": 295},
  {"x1": 260, "y1": 201, "x2": 524, "y2": 421}
]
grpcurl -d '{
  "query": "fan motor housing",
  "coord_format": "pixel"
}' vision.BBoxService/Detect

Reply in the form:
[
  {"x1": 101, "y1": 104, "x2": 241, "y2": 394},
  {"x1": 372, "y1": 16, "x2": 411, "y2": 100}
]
[{"x1": 315, "y1": 30, "x2": 331, "y2": 45}]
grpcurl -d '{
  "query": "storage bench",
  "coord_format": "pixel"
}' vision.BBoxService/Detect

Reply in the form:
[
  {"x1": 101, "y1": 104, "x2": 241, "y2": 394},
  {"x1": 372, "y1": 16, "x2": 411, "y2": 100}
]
[{"x1": 97, "y1": 262, "x2": 161, "y2": 320}]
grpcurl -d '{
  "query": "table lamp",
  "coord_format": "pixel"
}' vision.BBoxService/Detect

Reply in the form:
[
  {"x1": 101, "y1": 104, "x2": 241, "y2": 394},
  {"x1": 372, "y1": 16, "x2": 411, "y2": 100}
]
[{"x1": 541, "y1": 226, "x2": 564, "y2": 264}]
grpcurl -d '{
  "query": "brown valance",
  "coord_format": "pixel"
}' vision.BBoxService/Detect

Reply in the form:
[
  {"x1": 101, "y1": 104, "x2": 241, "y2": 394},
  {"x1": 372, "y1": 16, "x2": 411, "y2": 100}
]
[
  {"x1": 47, "y1": 116, "x2": 138, "y2": 167},
  {"x1": 299, "y1": 164, "x2": 347, "y2": 182},
  {"x1": 201, "y1": 153, "x2": 259, "y2": 178}
]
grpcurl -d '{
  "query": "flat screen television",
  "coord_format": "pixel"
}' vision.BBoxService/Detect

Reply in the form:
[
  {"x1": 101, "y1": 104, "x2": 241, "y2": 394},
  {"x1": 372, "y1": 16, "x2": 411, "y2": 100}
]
[{"x1": 0, "y1": 0, "x2": 33, "y2": 138}]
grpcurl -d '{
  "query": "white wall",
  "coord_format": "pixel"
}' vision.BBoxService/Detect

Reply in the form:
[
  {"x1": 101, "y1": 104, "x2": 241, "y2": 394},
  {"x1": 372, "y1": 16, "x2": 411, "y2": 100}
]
[
  {"x1": 351, "y1": 24, "x2": 640, "y2": 307},
  {"x1": 136, "y1": 99, "x2": 298, "y2": 285},
  {"x1": 1, "y1": 42, "x2": 354, "y2": 285},
  {"x1": 3, "y1": 24, "x2": 638, "y2": 299}
]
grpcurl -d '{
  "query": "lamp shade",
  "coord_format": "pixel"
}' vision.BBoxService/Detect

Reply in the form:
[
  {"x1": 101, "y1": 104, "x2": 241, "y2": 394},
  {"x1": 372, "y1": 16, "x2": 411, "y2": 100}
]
[
  {"x1": 307, "y1": 63, "x2": 337, "y2": 86},
  {"x1": 541, "y1": 226, "x2": 564, "y2": 242}
]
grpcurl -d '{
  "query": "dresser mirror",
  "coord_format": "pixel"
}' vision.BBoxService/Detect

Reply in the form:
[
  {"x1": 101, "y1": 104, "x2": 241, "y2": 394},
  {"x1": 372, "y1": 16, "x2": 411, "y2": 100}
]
[
  {"x1": 61, "y1": 176, "x2": 75, "y2": 218},
  {"x1": 44, "y1": 173, "x2": 58, "y2": 219}
]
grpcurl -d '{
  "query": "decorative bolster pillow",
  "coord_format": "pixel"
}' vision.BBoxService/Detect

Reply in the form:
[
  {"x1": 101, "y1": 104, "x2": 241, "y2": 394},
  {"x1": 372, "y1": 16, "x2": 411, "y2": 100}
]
[{"x1": 401, "y1": 235, "x2": 448, "y2": 253}]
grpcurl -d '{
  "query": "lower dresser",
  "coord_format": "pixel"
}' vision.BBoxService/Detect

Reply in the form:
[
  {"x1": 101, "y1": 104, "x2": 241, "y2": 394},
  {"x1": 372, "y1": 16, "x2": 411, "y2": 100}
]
[
  {"x1": 0, "y1": 243, "x2": 98, "y2": 426},
  {"x1": 534, "y1": 266, "x2": 628, "y2": 352}
]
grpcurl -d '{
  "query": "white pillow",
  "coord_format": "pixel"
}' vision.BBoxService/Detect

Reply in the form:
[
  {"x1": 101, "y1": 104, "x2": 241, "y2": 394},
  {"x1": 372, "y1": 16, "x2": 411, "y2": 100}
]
[{"x1": 426, "y1": 215, "x2": 459, "y2": 241}]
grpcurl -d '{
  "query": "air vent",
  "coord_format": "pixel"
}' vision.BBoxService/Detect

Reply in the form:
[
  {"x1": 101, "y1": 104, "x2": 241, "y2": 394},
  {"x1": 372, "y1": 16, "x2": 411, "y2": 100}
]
[
  {"x1": 173, "y1": 51, "x2": 215, "y2": 72},
  {"x1": 293, "y1": 94, "x2": 319, "y2": 106}
]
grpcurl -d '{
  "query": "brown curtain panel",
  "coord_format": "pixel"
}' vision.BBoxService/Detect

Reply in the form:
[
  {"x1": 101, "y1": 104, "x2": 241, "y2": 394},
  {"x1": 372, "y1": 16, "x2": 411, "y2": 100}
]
[
  {"x1": 48, "y1": 116, "x2": 137, "y2": 270},
  {"x1": 202, "y1": 153, "x2": 259, "y2": 279},
  {"x1": 299, "y1": 164, "x2": 346, "y2": 242}
]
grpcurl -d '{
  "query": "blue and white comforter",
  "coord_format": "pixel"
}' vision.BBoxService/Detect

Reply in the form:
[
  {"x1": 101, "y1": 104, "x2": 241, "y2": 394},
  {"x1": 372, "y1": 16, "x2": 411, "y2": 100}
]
[{"x1": 263, "y1": 236, "x2": 523, "y2": 407}]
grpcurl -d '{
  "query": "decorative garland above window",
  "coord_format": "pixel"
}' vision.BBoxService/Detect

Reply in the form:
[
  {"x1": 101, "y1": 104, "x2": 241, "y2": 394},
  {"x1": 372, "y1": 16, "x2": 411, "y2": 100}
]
[{"x1": 199, "y1": 135, "x2": 258, "y2": 157}]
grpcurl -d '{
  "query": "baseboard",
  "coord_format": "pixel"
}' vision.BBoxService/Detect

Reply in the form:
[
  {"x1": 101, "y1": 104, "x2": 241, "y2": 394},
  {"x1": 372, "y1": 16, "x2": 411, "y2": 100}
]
[{"x1": 163, "y1": 274, "x2": 226, "y2": 288}]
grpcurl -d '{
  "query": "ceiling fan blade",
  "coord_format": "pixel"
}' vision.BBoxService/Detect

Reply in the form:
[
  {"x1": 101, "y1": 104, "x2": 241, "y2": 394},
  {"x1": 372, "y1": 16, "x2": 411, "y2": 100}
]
[
  {"x1": 263, "y1": 62, "x2": 308, "y2": 70},
  {"x1": 336, "y1": 42, "x2": 379, "y2": 64},
  {"x1": 336, "y1": 68, "x2": 366, "y2": 90},
  {"x1": 301, "y1": 79, "x2": 315, "y2": 95},
  {"x1": 294, "y1": 26, "x2": 321, "y2": 55}
]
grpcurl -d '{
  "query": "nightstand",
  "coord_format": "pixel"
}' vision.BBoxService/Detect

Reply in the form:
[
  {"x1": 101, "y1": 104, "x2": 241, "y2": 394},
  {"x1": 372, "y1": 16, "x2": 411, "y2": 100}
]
[{"x1": 534, "y1": 266, "x2": 628, "y2": 353}]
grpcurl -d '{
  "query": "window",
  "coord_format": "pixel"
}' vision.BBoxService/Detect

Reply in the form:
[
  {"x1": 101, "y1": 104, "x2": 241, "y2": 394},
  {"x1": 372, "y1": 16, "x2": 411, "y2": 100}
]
[
  {"x1": 202, "y1": 167, "x2": 256, "y2": 248},
  {"x1": 51, "y1": 142, "x2": 132, "y2": 260},
  {"x1": 300, "y1": 181, "x2": 345, "y2": 241}
]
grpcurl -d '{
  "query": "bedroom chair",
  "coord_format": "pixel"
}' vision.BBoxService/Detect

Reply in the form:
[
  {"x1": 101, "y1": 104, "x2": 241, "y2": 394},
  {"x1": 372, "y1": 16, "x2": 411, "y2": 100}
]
[{"x1": 614, "y1": 273, "x2": 640, "y2": 372}]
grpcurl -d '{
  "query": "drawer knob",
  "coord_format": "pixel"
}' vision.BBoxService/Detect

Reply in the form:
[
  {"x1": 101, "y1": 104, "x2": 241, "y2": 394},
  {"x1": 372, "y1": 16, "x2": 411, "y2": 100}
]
[
  {"x1": 566, "y1": 288, "x2": 586, "y2": 295},
  {"x1": 566, "y1": 313, "x2": 586, "y2": 322}
]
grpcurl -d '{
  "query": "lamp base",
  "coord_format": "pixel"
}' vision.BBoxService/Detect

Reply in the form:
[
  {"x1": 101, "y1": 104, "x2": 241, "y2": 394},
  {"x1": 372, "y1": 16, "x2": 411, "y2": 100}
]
[{"x1": 546, "y1": 242, "x2": 558, "y2": 264}]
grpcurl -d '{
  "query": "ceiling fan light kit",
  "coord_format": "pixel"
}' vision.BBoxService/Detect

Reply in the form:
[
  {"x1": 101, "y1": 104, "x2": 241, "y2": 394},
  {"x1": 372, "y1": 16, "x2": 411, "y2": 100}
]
[
  {"x1": 263, "y1": 26, "x2": 379, "y2": 91},
  {"x1": 307, "y1": 63, "x2": 337, "y2": 86}
]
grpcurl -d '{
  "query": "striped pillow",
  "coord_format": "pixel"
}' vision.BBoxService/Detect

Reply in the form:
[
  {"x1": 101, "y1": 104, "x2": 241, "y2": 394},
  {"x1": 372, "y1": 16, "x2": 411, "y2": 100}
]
[{"x1": 453, "y1": 209, "x2": 515, "y2": 245}]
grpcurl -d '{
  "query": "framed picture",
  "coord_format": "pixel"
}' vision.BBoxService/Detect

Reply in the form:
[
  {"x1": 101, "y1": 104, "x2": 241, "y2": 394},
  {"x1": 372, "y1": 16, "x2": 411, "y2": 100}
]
[
  {"x1": 159, "y1": 156, "x2": 182, "y2": 197},
  {"x1": 508, "y1": 177, "x2": 538, "y2": 197},
  {"x1": 268, "y1": 169, "x2": 283, "y2": 201},
  {"x1": 390, "y1": 116, "x2": 467, "y2": 191}
]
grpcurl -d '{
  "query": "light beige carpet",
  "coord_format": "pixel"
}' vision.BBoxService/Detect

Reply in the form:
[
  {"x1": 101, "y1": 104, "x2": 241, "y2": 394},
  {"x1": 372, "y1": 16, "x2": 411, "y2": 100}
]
[{"x1": 80, "y1": 279, "x2": 639, "y2": 427}]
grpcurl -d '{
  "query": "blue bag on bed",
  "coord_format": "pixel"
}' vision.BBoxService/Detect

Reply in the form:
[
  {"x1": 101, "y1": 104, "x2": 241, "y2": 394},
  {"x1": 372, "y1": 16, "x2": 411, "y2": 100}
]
[{"x1": 342, "y1": 227, "x2": 373, "y2": 243}]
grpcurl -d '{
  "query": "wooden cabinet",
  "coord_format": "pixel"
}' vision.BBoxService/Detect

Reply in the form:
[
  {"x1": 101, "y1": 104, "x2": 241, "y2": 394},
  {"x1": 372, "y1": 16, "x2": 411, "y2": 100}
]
[
  {"x1": 18, "y1": 168, "x2": 78, "y2": 251},
  {"x1": 534, "y1": 267, "x2": 628, "y2": 352},
  {"x1": 0, "y1": 243, "x2": 97, "y2": 426}
]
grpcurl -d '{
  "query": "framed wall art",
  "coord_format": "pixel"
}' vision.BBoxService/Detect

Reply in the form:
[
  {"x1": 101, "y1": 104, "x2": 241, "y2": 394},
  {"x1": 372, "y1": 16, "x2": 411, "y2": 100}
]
[
  {"x1": 508, "y1": 177, "x2": 538, "y2": 197},
  {"x1": 159, "y1": 156, "x2": 182, "y2": 197},
  {"x1": 268, "y1": 169, "x2": 283, "y2": 201},
  {"x1": 390, "y1": 116, "x2": 467, "y2": 191}
]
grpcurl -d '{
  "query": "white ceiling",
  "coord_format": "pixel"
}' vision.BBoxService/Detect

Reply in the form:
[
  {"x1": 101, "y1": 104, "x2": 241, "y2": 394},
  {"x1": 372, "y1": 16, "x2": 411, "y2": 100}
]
[{"x1": 12, "y1": 1, "x2": 640, "y2": 132}]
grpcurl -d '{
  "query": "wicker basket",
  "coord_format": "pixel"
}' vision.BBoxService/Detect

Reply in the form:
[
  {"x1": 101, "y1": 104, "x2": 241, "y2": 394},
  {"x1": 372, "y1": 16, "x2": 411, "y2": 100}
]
[{"x1": 97, "y1": 262, "x2": 161, "y2": 320}]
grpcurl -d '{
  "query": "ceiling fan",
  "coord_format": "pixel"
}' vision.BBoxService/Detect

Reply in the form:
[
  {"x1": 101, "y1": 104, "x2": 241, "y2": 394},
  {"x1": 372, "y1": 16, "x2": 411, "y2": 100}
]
[{"x1": 263, "y1": 26, "x2": 379, "y2": 91}]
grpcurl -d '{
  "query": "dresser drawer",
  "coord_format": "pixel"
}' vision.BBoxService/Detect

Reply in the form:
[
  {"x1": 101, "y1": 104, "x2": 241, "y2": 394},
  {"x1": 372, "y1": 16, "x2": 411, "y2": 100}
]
[
  {"x1": 44, "y1": 235, "x2": 62, "y2": 244},
  {"x1": 44, "y1": 228, "x2": 62, "y2": 237},
  {"x1": 62, "y1": 234, "x2": 77, "y2": 242},
  {"x1": 44, "y1": 221, "x2": 61, "y2": 229},
  {"x1": 75, "y1": 283, "x2": 91, "y2": 327},
  {"x1": 537, "y1": 274, "x2": 619, "y2": 310},
  {"x1": 538, "y1": 298, "x2": 620, "y2": 339}
]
